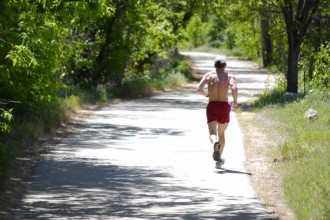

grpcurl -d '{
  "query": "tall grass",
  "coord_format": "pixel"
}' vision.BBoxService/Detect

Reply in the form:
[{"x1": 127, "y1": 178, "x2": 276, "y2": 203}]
[
  {"x1": 256, "y1": 89, "x2": 330, "y2": 219},
  {"x1": 119, "y1": 71, "x2": 187, "y2": 98}
]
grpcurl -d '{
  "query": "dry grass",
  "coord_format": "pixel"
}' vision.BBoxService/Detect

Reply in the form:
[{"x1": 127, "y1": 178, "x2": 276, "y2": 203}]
[{"x1": 237, "y1": 110, "x2": 295, "y2": 220}]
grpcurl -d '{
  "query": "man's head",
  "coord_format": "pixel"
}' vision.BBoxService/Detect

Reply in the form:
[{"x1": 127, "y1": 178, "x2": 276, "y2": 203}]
[{"x1": 214, "y1": 56, "x2": 226, "y2": 68}]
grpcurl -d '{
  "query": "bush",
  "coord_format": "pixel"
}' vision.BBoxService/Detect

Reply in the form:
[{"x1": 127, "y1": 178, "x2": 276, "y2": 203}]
[
  {"x1": 253, "y1": 74, "x2": 288, "y2": 107},
  {"x1": 312, "y1": 43, "x2": 330, "y2": 89},
  {"x1": 180, "y1": 15, "x2": 209, "y2": 49},
  {"x1": 119, "y1": 78, "x2": 153, "y2": 98}
]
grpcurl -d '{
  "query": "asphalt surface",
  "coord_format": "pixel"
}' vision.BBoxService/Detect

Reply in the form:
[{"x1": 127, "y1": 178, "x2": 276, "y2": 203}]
[{"x1": 13, "y1": 52, "x2": 275, "y2": 219}]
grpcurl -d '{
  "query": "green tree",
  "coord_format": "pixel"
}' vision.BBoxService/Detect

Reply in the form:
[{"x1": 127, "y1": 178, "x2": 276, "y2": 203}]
[
  {"x1": 311, "y1": 43, "x2": 330, "y2": 89},
  {"x1": 93, "y1": 0, "x2": 181, "y2": 87},
  {"x1": 299, "y1": 1, "x2": 330, "y2": 85},
  {"x1": 281, "y1": 0, "x2": 321, "y2": 93},
  {"x1": 211, "y1": 0, "x2": 326, "y2": 93},
  {"x1": 1, "y1": 1, "x2": 68, "y2": 115},
  {"x1": 0, "y1": 0, "x2": 114, "y2": 131}
]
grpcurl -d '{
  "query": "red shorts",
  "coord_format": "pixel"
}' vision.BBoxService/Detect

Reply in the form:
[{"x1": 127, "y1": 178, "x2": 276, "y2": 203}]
[{"x1": 206, "y1": 101, "x2": 231, "y2": 124}]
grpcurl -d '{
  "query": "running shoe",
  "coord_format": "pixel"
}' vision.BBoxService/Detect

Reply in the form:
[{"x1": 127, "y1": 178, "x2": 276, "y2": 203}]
[{"x1": 213, "y1": 142, "x2": 220, "y2": 161}]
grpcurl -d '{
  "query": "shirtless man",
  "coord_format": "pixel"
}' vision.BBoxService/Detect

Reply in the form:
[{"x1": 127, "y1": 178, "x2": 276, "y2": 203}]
[{"x1": 197, "y1": 56, "x2": 238, "y2": 165}]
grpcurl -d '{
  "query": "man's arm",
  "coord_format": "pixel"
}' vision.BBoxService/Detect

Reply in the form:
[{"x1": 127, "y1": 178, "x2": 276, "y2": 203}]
[
  {"x1": 196, "y1": 73, "x2": 209, "y2": 97},
  {"x1": 229, "y1": 76, "x2": 238, "y2": 106}
]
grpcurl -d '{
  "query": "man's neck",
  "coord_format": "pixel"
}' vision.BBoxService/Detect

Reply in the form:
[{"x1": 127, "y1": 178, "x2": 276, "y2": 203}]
[{"x1": 216, "y1": 68, "x2": 225, "y2": 74}]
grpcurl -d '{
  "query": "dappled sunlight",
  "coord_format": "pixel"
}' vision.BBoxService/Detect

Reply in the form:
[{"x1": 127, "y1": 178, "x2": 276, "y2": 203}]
[
  {"x1": 16, "y1": 158, "x2": 268, "y2": 219},
  {"x1": 13, "y1": 52, "x2": 272, "y2": 219}
]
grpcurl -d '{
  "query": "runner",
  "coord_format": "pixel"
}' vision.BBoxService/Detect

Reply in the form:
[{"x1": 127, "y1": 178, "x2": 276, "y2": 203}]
[{"x1": 196, "y1": 56, "x2": 238, "y2": 167}]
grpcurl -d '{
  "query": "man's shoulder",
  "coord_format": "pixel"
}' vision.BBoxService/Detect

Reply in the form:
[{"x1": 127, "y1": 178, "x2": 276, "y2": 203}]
[
  {"x1": 227, "y1": 72, "x2": 235, "y2": 79},
  {"x1": 203, "y1": 71, "x2": 215, "y2": 79},
  {"x1": 206, "y1": 70, "x2": 216, "y2": 75}
]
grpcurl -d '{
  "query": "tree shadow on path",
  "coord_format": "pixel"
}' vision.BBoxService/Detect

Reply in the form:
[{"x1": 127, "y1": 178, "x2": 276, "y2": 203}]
[{"x1": 13, "y1": 158, "x2": 270, "y2": 220}]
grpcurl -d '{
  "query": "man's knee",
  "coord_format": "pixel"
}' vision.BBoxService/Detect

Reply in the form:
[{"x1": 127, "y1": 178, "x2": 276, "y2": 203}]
[{"x1": 217, "y1": 123, "x2": 228, "y2": 133}]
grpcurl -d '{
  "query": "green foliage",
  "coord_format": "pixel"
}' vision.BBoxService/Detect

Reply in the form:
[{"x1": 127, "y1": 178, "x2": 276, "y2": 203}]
[
  {"x1": 231, "y1": 21, "x2": 261, "y2": 60},
  {"x1": 312, "y1": 43, "x2": 330, "y2": 89},
  {"x1": 0, "y1": 0, "x2": 198, "y2": 188},
  {"x1": 203, "y1": 1, "x2": 263, "y2": 59},
  {"x1": 0, "y1": 108, "x2": 12, "y2": 133},
  {"x1": 119, "y1": 55, "x2": 191, "y2": 97},
  {"x1": 180, "y1": 15, "x2": 209, "y2": 49},
  {"x1": 90, "y1": 0, "x2": 182, "y2": 87},
  {"x1": 119, "y1": 72, "x2": 187, "y2": 98},
  {"x1": 119, "y1": 77, "x2": 154, "y2": 98},
  {"x1": 82, "y1": 85, "x2": 108, "y2": 104},
  {"x1": 223, "y1": 26, "x2": 236, "y2": 50},
  {"x1": 253, "y1": 74, "x2": 288, "y2": 107},
  {"x1": 1, "y1": 1, "x2": 69, "y2": 115},
  {"x1": 176, "y1": 58, "x2": 194, "y2": 79},
  {"x1": 187, "y1": 0, "x2": 328, "y2": 93},
  {"x1": 299, "y1": 42, "x2": 330, "y2": 93},
  {"x1": 60, "y1": 95, "x2": 81, "y2": 114},
  {"x1": 205, "y1": 14, "x2": 226, "y2": 44}
]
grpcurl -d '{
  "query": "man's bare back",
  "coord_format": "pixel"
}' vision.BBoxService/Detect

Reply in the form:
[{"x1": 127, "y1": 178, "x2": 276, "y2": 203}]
[
  {"x1": 205, "y1": 70, "x2": 231, "y2": 102},
  {"x1": 197, "y1": 69, "x2": 237, "y2": 106}
]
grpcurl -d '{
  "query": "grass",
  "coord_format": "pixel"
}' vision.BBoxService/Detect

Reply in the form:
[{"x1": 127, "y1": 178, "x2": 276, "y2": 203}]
[
  {"x1": 248, "y1": 88, "x2": 330, "y2": 219},
  {"x1": 284, "y1": 154, "x2": 330, "y2": 220}
]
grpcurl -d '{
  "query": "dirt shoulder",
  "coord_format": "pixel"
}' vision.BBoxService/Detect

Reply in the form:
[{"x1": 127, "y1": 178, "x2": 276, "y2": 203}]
[{"x1": 237, "y1": 108, "x2": 295, "y2": 220}]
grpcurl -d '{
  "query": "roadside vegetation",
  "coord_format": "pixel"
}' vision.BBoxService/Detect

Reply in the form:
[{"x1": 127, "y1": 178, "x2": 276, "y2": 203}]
[{"x1": 251, "y1": 86, "x2": 330, "y2": 220}]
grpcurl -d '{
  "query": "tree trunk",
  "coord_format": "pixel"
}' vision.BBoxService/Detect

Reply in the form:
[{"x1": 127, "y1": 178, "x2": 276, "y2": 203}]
[
  {"x1": 286, "y1": 44, "x2": 299, "y2": 93},
  {"x1": 281, "y1": 0, "x2": 320, "y2": 93},
  {"x1": 260, "y1": 12, "x2": 273, "y2": 67}
]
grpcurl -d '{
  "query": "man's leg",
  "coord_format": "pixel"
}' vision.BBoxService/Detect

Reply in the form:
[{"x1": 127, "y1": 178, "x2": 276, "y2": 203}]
[
  {"x1": 208, "y1": 121, "x2": 218, "y2": 144},
  {"x1": 217, "y1": 123, "x2": 228, "y2": 156},
  {"x1": 208, "y1": 121, "x2": 221, "y2": 161}
]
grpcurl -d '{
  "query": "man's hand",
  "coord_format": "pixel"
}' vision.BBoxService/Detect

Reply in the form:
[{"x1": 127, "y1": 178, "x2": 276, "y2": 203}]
[{"x1": 231, "y1": 101, "x2": 238, "y2": 108}]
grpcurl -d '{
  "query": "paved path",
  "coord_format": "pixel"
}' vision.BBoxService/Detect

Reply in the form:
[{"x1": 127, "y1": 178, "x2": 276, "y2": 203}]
[{"x1": 13, "y1": 52, "x2": 274, "y2": 219}]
